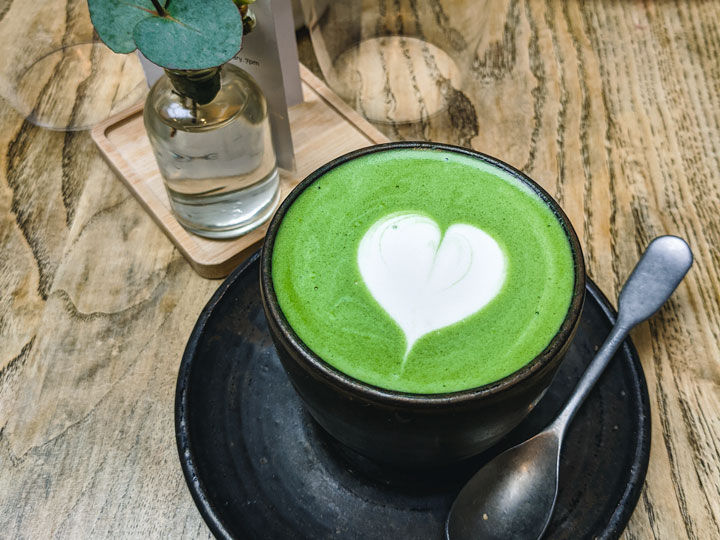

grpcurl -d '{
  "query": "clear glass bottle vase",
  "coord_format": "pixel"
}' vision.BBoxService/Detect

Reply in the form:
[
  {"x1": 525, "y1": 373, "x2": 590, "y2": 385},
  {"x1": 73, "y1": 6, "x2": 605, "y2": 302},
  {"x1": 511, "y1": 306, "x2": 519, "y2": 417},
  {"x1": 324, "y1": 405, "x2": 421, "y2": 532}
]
[{"x1": 144, "y1": 63, "x2": 280, "y2": 239}]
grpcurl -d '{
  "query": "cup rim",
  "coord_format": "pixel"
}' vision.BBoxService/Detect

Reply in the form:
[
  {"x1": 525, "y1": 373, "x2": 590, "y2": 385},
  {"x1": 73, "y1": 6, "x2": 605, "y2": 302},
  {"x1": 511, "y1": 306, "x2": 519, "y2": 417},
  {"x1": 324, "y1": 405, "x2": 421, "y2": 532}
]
[{"x1": 260, "y1": 141, "x2": 586, "y2": 408}]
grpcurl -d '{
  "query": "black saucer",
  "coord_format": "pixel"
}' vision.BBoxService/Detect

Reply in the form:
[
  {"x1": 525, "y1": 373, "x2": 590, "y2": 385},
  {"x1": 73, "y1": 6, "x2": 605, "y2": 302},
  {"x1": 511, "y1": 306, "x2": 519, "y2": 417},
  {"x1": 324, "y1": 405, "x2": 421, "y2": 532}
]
[{"x1": 176, "y1": 252, "x2": 650, "y2": 540}]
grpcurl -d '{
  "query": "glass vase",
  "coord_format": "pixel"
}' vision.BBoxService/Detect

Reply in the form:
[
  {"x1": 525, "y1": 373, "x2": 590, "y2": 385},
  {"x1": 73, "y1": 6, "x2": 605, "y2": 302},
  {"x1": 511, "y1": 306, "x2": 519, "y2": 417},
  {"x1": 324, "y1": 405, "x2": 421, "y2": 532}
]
[{"x1": 144, "y1": 63, "x2": 280, "y2": 239}]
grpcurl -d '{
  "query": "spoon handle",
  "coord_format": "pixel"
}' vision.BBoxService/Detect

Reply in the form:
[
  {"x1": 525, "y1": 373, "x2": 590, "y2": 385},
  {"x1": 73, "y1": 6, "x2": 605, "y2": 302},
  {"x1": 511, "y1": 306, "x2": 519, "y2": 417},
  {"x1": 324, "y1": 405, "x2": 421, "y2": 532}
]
[{"x1": 550, "y1": 236, "x2": 693, "y2": 436}]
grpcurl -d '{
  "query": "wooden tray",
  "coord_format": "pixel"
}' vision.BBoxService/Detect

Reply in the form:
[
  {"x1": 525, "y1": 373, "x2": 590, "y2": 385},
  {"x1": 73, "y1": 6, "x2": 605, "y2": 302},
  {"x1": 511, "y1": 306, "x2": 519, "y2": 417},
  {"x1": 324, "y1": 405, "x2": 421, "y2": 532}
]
[{"x1": 91, "y1": 65, "x2": 389, "y2": 278}]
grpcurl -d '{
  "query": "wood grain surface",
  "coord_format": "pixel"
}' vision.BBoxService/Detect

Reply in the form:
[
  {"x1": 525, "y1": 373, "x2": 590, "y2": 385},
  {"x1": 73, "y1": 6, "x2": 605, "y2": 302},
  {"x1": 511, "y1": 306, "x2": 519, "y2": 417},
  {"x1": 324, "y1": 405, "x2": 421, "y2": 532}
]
[{"x1": 1, "y1": 0, "x2": 719, "y2": 538}]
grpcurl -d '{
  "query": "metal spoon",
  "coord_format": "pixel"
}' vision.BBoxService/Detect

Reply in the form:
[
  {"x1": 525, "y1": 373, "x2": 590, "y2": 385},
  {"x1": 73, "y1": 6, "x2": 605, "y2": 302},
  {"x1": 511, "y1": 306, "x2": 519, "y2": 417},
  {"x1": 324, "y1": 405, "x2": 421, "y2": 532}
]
[{"x1": 446, "y1": 235, "x2": 693, "y2": 540}]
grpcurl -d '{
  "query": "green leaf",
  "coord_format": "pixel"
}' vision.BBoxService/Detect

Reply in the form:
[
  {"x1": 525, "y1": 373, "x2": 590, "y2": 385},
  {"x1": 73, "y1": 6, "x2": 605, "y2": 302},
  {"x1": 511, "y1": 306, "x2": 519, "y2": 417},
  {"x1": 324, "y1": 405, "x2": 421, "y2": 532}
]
[
  {"x1": 134, "y1": 0, "x2": 243, "y2": 69},
  {"x1": 87, "y1": 0, "x2": 244, "y2": 70},
  {"x1": 88, "y1": 0, "x2": 158, "y2": 54}
]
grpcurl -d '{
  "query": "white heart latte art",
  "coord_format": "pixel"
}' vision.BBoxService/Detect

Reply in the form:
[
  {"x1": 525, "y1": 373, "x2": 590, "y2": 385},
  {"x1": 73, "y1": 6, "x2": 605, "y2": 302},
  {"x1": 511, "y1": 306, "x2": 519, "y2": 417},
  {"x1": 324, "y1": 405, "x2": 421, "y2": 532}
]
[{"x1": 358, "y1": 213, "x2": 507, "y2": 363}]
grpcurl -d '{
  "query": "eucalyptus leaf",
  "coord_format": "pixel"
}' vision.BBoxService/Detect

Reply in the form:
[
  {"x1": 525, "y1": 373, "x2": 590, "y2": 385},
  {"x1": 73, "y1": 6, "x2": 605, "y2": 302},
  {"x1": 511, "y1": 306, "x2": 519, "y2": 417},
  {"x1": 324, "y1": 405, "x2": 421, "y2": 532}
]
[
  {"x1": 87, "y1": 0, "x2": 157, "y2": 54},
  {"x1": 87, "y1": 0, "x2": 244, "y2": 70},
  {"x1": 134, "y1": 0, "x2": 243, "y2": 69}
]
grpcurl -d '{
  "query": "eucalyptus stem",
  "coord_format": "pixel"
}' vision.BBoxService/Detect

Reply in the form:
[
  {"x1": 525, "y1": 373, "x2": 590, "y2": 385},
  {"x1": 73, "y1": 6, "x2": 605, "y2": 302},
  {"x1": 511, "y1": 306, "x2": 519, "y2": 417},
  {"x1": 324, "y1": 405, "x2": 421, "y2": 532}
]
[{"x1": 149, "y1": 0, "x2": 167, "y2": 16}]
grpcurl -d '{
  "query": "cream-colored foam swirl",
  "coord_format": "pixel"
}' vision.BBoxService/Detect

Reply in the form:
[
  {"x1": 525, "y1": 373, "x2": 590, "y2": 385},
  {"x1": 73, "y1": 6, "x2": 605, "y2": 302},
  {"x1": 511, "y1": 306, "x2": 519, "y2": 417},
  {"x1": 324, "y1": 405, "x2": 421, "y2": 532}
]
[{"x1": 358, "y1": 213, "x2": 507, "y2": 364}]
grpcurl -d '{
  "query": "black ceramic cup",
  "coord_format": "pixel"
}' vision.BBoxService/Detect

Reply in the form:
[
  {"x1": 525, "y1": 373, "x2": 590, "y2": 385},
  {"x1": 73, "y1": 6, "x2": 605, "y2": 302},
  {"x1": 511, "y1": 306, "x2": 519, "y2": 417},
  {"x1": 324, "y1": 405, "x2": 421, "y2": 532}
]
[{"x1": 260, "y1": 142, "x2": 585, "y2": 467}]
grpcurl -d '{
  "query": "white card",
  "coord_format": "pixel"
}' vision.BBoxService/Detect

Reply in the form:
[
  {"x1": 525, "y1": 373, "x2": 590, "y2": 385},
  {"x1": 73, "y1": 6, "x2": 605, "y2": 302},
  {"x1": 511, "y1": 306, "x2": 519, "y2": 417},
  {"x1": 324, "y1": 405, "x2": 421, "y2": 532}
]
[{"x1": 231, "y1": 0, "x2": 301, "y2": 170}]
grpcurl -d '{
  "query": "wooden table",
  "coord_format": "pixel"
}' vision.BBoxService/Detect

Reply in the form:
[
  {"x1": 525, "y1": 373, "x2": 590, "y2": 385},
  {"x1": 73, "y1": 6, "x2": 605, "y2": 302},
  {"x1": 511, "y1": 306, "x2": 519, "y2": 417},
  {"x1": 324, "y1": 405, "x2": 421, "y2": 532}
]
[{"x1": 1, "y1": 1, "x2": 719, "y2": 538}]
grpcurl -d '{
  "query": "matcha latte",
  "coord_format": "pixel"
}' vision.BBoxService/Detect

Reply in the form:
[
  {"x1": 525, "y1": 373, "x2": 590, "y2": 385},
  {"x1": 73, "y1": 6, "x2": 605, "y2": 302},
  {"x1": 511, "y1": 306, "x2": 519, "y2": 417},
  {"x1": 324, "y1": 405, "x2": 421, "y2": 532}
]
[{"x1": 271, "y1": 147, "x2": 575, "y2": 394}]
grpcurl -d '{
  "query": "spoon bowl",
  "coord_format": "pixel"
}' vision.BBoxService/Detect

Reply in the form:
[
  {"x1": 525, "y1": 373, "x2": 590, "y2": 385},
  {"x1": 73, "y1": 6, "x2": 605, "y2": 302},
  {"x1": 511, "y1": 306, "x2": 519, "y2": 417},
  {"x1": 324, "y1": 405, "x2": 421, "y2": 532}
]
[{"x1": 447, "y1": 430, "x2": 561, "y2": 539}]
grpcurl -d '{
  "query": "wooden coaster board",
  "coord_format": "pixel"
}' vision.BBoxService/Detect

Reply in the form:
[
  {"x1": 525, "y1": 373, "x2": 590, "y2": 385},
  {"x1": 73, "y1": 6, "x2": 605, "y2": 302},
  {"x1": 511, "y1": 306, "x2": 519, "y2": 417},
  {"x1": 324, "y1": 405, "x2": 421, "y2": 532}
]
[{"x1": 91, "y1": 64, "x2": 389, "y2": 278}]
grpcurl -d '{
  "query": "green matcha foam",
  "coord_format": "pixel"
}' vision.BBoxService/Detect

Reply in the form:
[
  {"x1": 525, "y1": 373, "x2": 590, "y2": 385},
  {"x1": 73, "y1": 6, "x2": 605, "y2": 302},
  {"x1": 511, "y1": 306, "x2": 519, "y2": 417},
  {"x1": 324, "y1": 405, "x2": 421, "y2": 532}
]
[{"x1": 271, "y1": 148, "x2": 575, "y2": 394}]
